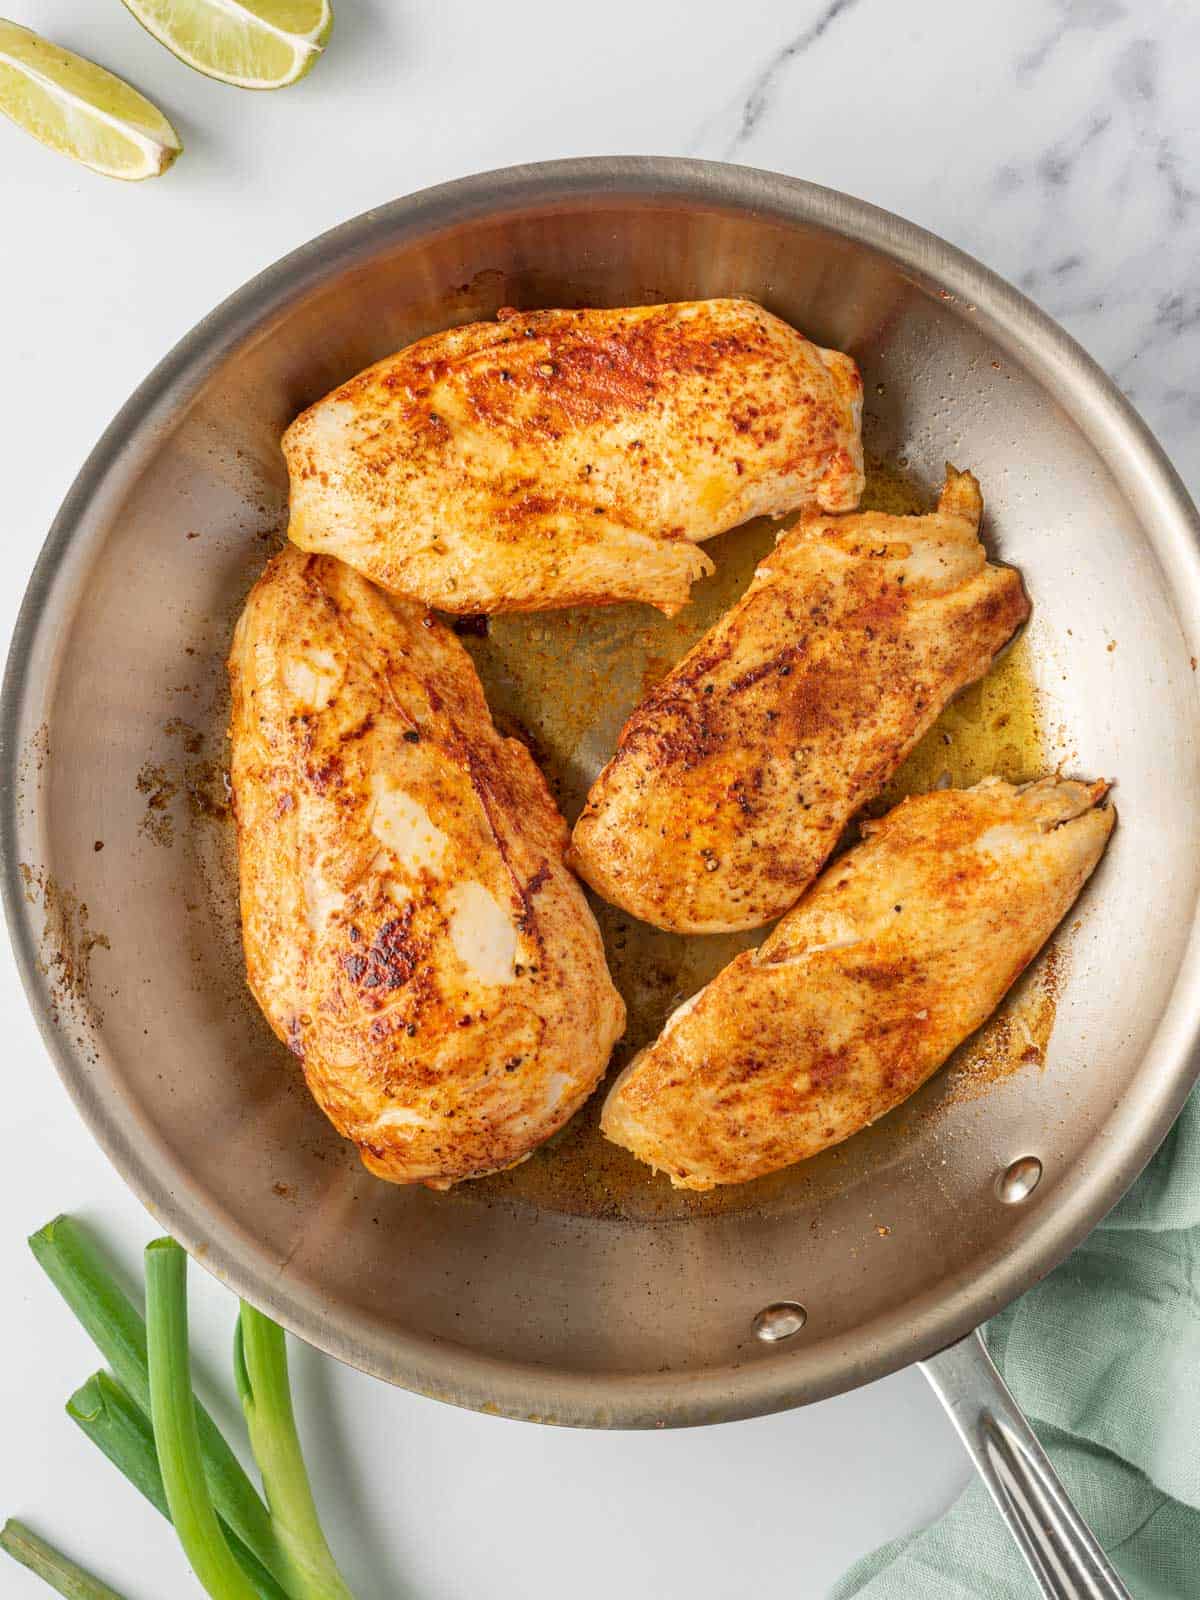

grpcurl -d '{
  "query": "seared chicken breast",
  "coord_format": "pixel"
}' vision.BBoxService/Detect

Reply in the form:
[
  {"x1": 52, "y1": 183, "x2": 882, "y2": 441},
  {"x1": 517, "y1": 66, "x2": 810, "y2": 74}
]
[
  {"x1": 602, "y1": 777, "x2": 1114, "y2": 1189},
  {"x1": 228, "y1": 547, "x2": 625, "y2": 1188},
  {"x1": 282, "y1": 299, "x2": 864, "y2": 617},
  {"x1": 570, "y1": 468, "x2": 1029, "y2": 933}
]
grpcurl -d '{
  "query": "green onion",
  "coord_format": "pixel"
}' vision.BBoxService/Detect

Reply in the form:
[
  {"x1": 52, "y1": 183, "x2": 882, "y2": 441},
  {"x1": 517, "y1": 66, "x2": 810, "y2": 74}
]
[
  {"x1": 234, "y1": 1306, "x2": 353, "y2": 1600},
  {"x1": 145, "y1": 1239, "x2": 261, "y2": 1600},
  {"x1": 0, "y1": 1519, "x2": 127, "y2": 1600},
  {"x1": 67, "y1": 1373, "x2": 288, "y2": 1600},
  {"x1": 29, "y1": 1218, "x2": 289, "y2": 1594},
  {"x1": 68, "y1": 1373, "x2": 165, "y2": 1512},
  {"x1": 28, "y1": 1218, "x2": 153, "y2": 1409}
]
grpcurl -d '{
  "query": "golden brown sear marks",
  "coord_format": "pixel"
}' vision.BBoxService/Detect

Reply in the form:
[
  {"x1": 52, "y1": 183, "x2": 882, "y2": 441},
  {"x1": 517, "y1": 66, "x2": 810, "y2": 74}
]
[
  {"x1": 602, "y1": 777, "x2": 1115, "y2": 1189},
  {"x1": 227, "y1": 546, "x2": 624, "y2": 1188},
  {"x1": 282, "y1": 299, "x2": 864, "y2": 616},
  {"x1": 570, "y1": 468, "x2": 1031, "y2": 933}
]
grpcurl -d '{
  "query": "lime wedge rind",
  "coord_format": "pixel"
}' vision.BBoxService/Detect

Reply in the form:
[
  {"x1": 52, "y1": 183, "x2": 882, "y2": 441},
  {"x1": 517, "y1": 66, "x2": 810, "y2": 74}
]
[
  {"x1": 0, "y1": 19, "x2": 180, "y2": 180},
  {"x1": 120, "y1": 0, "x2": 333, "y2": 91}
]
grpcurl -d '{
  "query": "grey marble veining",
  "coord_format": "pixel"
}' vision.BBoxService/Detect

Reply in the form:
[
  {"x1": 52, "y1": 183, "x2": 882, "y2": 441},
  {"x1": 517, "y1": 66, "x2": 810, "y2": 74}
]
[
  {"x1": 717, "y1": 0, "x2": 865, "y2": 156},
  {"x1": 690, "y1": 0, "x2": 1200, "y2": 496}
]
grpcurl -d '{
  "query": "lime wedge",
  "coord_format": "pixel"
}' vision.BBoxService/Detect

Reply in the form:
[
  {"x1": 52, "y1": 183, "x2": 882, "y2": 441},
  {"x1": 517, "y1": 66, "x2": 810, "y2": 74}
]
[
  {"x1": 121, "y1": 0, "x2": 333, "y2": 90},
  {"x1": 0, "y1": 19, "x2": 180, "y2": 180}
]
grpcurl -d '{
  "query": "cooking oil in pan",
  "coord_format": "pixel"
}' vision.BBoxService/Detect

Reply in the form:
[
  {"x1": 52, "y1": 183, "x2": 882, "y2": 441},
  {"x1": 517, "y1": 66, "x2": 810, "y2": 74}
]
[{"x1": 462, "y1": 459, "x2": 1049, "y2": 1220}]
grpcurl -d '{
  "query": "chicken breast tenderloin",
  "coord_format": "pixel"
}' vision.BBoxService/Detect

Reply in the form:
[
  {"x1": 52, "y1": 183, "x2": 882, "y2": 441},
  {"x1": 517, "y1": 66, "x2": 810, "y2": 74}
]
[
  {"x1": 602, "y1": 777, "x2": 1114, "y2": 1189},
  {"x1": 282, "y1": 299, "x2": 864, "y2": 616},
  {"x1": 570, "y1": 468, "x2": 1030, "y2": 933},
  {"x1": 228, "y1": 547, "x2": 625, "y2": 1188}
]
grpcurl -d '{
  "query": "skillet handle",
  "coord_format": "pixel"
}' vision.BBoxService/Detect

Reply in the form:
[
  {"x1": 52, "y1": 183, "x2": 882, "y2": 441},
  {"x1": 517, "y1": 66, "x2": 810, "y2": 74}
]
[{"x1": 919, "y1": 1329, "x2": 1130, "y2": 1599}]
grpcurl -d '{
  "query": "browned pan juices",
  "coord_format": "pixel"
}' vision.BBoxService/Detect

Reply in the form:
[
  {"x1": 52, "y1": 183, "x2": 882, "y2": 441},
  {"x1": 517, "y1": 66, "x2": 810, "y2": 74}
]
[{"x1": 460, "y1": 459, "x2": 1052, "y2": 1220}]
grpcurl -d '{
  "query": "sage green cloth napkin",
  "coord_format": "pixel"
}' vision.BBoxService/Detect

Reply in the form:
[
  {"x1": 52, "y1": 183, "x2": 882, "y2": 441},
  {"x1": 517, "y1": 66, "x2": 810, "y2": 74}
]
[{"x1": 832, "y1": 1088, "x2": 1200, "y2": 1599}]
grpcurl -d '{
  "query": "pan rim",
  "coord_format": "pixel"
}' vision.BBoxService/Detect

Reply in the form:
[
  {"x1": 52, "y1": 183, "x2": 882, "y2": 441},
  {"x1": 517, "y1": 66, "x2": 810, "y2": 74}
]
[{"x1": 4, "y1": 155, "x2": 1200, "y2": 1427}]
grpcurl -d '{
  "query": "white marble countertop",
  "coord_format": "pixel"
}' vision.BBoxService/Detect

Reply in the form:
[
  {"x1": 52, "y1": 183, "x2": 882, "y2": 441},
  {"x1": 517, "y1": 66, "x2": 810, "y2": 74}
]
[{"x1": 2, "y1": 2, "x2": 1197, "y2": 1596}]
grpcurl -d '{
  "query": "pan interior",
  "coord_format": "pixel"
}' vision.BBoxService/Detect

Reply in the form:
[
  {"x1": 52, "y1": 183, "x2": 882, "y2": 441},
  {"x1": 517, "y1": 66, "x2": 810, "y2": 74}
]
[
  {"x1": 9, "y1": 178, "x2": 1199, "y2": 1421},
  {"x1": 458, "y1": 461, "x2": 1046, "y2": 1225}
]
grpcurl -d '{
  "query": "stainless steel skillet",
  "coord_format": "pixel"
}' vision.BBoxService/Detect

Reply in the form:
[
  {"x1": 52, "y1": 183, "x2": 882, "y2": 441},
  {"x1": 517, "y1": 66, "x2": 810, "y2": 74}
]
[{"x1": 4, "y1": 158, "x2": 1200, "y2": 1597}]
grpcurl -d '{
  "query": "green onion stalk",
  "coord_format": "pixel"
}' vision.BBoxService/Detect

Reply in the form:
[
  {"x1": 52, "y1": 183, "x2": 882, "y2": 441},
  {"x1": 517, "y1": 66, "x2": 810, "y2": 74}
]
[
  {"x1": 234, "y1": 1305, "x2": 354, "y2": 1600},
  {"x1": 0, "y1": 1519, "x2": 127, "y2": 1600},
  {"x1": 145, "y1": 1238, "x2": 262, "y2": 1600}
]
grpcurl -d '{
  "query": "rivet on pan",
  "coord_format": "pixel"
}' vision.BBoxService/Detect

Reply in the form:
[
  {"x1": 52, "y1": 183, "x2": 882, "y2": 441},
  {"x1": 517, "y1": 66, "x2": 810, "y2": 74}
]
[
  {"x1": 752, "y1": 1302, "x2": 808, "y2": 1342},
  {"x1": 998, "y1": 1155, "x2": 1043, "y2": 1204}
]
